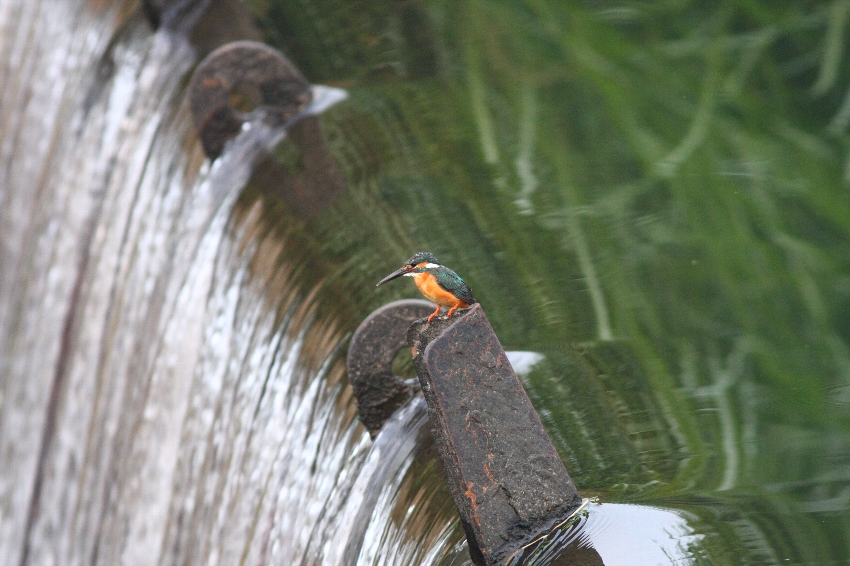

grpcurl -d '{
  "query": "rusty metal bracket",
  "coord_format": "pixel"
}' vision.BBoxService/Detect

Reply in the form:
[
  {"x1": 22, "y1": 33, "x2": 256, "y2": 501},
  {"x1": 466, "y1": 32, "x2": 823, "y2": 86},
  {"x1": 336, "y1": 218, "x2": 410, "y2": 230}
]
[
  {"x1": 346, "y1": 300, "x2": 435, "y2": 438},
  {"x1": 409, "y1": 304, "x2": 592, "y2": 566},
  {"x1": 188, "y1": 40, "x2": 312, "y2": 158}
]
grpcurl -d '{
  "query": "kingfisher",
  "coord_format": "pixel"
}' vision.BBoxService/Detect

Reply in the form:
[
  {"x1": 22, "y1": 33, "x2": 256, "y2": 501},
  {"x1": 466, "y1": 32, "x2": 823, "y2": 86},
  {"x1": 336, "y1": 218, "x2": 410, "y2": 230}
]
[{"x1": 377, "y1": 251, "x2": 477, "y2": 323}]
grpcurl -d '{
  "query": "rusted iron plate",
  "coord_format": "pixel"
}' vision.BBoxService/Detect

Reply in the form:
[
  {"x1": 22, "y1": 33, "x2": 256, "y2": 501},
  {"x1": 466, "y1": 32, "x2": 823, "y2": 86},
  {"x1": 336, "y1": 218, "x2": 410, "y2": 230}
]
[
  {"x1": 408, "y1": 304, "x2": 584, "y2": 566},
  {"x1": 346, "y1": 299, "x2": 435, "y2": 437},
  {"x1": 189, "y1": 40, "x2": 311, "y2": 158}
]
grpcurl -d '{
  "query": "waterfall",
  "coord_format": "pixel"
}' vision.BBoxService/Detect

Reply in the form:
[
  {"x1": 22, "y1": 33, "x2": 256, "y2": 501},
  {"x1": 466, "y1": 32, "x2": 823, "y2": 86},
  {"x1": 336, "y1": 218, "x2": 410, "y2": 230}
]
[{"x1": 0, "y1": 2, "x2": 461, "y2": 565}]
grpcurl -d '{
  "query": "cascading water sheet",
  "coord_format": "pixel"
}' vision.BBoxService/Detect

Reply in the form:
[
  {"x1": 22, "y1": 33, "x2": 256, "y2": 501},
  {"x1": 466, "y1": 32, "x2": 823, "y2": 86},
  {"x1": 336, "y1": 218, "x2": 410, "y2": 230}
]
[{"x1": 0, "y1": 3, "x2": 460, "y2": 565}]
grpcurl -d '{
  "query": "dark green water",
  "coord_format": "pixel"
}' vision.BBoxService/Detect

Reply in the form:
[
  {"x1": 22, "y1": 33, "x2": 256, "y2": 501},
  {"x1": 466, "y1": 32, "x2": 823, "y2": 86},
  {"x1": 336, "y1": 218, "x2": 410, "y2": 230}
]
[{"x1": 240, "y1": 1, "x2": 850, "y2": 563}]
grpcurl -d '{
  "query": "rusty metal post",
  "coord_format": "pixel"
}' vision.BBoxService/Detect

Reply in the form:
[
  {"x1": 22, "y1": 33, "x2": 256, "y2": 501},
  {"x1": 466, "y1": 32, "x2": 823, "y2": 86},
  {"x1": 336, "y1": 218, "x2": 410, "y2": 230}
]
[{"x1": 408, "y1": 304, "x2": 585, "y2": 565}]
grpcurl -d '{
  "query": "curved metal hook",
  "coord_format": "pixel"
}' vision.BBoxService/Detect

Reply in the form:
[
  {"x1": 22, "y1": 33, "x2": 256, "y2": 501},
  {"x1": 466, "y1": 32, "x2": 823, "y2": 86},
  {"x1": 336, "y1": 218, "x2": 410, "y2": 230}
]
[
  {"x1": 189, "y1": 40, "x2": 312, "y2": 158},
  {"x1": 346, "y1": 300, "x2": 435, "y2": 438}
]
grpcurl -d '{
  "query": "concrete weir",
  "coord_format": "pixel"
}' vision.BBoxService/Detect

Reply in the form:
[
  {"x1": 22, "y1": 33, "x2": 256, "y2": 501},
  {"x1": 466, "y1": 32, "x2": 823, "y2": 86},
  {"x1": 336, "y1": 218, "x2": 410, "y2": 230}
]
[{"x1": 408, "y1": 304, "x2": 587, "y2": 565}]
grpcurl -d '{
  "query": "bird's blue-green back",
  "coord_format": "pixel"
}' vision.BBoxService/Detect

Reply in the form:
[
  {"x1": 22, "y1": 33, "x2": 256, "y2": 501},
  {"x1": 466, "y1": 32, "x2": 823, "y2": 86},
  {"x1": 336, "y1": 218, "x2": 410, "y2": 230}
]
[{"x1": 428, "y1": 266, "x2": 476, "y2": 305}]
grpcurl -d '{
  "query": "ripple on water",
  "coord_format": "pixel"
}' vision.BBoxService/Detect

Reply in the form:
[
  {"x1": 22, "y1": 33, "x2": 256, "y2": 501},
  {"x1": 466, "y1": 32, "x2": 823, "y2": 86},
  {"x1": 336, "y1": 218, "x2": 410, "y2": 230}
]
[{"x1": 507, "y1": 502, "x2": 703, "y2": 566}]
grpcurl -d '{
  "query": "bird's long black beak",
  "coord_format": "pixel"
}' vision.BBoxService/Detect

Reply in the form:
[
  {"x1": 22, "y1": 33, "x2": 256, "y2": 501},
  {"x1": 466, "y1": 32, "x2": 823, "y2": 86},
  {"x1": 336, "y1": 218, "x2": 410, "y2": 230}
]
[{"x1": 376, "y1": 266, "x2": 410, "y2": 286}]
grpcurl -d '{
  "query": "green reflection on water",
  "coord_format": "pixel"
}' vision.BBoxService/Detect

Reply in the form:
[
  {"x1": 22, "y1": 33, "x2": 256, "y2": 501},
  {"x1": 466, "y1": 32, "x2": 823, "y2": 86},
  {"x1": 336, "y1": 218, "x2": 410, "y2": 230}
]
[{"x1": 240, "y1": 0, "x2": 850, "y2": 562}]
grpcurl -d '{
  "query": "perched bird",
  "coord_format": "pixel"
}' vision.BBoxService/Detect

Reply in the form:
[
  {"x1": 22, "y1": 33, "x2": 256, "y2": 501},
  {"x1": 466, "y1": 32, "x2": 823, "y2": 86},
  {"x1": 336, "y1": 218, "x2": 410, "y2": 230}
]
[{"x1": 377, "y1": 251, "x2": 477, "y2": 323}]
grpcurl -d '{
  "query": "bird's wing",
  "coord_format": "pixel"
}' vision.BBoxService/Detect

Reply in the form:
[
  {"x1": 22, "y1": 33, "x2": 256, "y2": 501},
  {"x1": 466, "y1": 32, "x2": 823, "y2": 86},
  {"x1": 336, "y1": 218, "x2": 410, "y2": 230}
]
[{"x1": 433, "y1": 267, "x2": 477, "y2": 305}]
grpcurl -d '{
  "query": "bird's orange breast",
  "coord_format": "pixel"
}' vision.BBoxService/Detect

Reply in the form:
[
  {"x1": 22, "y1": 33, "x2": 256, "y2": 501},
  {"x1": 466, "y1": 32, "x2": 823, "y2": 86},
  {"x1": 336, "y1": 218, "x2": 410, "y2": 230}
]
[{"x1": 413, "y1": 272, "x2": 468, "y2": 308}]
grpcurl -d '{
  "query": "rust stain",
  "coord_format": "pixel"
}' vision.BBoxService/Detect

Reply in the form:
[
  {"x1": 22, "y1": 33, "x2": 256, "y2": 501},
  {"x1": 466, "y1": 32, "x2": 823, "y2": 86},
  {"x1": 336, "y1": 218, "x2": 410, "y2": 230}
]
[
  {"x1": 465, "y1": 482, "x2": 478, "y2": 507},
  {"x1": 465, "y1": 411, "x2": 483, "y2": 438},
  {"x1": 483, "y1": 463, "x2": 496, "y2": 484}
]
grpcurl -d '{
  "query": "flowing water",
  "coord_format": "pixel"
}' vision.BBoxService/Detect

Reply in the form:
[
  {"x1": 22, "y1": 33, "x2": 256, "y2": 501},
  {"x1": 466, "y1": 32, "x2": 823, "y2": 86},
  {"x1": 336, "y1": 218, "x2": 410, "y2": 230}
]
[
  {"x1": 2, "y1": 1, "x2": 850, "y2": 565},
  {"x1": 0, "y1": 2, "x2": 452, "y2": 564}
]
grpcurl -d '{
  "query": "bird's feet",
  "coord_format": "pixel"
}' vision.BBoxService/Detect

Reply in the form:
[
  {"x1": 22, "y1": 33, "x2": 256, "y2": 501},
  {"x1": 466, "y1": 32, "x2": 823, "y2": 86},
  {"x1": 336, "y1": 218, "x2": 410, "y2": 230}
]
[
  {"x1": 427, "y1": 305, "x2": 442, "y2": 323},
  {"x1": 446, "y1": 304, "x2": 463, "y2": 318}
]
